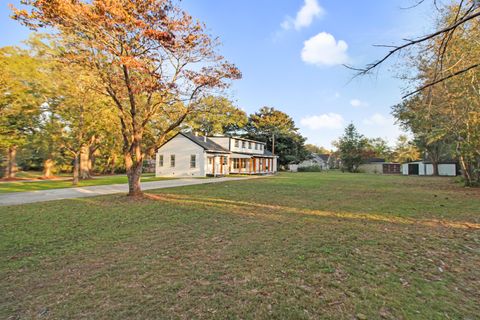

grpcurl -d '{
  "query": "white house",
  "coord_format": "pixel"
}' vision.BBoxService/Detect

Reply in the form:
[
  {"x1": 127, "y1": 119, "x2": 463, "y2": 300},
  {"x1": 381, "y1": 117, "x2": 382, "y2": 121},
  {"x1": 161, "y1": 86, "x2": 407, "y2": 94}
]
[
  {"x1": 401, "y1": 161, "x2": 457, "y2": 176},
  {"x1": 155, "y1": 132, "x2": 278, "y2": 177},
  {"x1": 289, "y1": 153, "x2": 331, "y2": 172}
]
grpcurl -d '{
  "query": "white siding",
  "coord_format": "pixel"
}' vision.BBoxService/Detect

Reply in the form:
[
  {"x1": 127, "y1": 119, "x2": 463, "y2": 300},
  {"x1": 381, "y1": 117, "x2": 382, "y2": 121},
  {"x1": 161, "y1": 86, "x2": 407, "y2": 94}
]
[
  {"x1": 402, "y1": 162, "x2": 456, "y2": 176},
  {"x1": 359, "y1": 163, "x2": 384, "y2": 174},
  {"x1": 426, "y1": 164, "x2": 456, "y2": 176},
  {"x1": 156, "y1": 135, "x2": 206, "y2": 177},
  {"x1": 208, "y1": 137, "x2": 230, "y2": 150},
  {"x1": 229, "y1": 138, "x2": 265, "y2": 155}
]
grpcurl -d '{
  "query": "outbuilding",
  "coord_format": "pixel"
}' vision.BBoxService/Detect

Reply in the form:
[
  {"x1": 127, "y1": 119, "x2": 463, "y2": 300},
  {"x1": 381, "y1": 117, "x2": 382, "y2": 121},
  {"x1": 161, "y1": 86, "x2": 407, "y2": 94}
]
[{"x1": 401, "y1": 161, "x2": 457, "y2": 176}]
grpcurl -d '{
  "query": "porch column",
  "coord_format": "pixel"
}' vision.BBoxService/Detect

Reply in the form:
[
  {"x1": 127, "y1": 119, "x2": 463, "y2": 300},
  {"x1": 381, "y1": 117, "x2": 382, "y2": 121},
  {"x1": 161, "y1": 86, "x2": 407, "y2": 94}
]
[{"x1": 212, "y1": 156, "x2": 216, "y2": 176}]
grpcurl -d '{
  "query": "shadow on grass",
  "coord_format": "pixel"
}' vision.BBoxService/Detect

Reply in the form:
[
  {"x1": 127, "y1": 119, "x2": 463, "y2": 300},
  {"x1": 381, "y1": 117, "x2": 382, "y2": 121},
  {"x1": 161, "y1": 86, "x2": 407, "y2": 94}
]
[{"x1": 145, "y1": 193, "x2": 480, "y2": 230}]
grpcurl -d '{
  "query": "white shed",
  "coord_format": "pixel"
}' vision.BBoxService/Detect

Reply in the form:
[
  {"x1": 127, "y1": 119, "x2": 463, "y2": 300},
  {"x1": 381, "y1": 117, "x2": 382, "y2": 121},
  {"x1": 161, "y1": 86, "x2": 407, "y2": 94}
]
[{"x1": 401, "y1": 161, "x2": 457, "y2": 176}]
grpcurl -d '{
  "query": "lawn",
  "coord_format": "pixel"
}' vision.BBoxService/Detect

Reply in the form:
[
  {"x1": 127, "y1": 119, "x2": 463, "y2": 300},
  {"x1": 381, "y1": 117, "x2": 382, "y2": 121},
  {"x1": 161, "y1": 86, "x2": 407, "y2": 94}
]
[
  {"x1": 1, "y1": 172, "x2": 479, "y2": 319},
  {"x1": 0, "y1": 173, "x2": 171, "y2": 194}
]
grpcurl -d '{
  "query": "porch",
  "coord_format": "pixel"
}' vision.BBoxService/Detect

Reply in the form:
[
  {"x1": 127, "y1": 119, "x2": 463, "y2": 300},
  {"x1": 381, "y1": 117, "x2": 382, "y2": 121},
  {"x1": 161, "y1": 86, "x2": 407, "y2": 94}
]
[
  {"x1": 229, "y1": 155, "x2": 276, "y2": 175},
  {"x1": 206, "y1": 154, "x2": 229, "y2": 176}
]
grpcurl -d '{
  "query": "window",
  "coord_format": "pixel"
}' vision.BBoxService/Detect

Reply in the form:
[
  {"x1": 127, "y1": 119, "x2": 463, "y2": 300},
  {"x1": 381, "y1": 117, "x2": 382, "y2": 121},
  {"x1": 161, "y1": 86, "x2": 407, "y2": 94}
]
[
  {"x1": 242, "y1": 141, "x2": 246, "y2": 148},
  {"x1": 190, "y1": 155, "x2": 196, "y2": 168},
  {"x1": 234, "y1": 139, "x2": 239, "y2": 147},
  {"x1": 233, "y1": 159, "x2": 239, "y2": 169},
  {"x1": 223, "y1": 157, "x2": 228, "y2": 165},
  {"x1": 248, "y1": 142, "x2": 252, "y2": 149},
  {"x1": 170, "y1": 154, "x2": 175, "y2": 167},
  {"x1": 159, "y1": 155, "x2": 164, "y2": 167},
  {"x1": 260, "y1": 144, "x2": 264, "y2": 150},
  {"x1": 255, "y1": 143, "x2": 258, "y2": 150}
]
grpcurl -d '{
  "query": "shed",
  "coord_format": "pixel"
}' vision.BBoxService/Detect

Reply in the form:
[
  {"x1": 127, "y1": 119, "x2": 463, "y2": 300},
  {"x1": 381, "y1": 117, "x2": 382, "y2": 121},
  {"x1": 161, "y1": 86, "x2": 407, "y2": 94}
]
[{"x1": 401, "y1": 161, "x2": 457, "y2": 176}]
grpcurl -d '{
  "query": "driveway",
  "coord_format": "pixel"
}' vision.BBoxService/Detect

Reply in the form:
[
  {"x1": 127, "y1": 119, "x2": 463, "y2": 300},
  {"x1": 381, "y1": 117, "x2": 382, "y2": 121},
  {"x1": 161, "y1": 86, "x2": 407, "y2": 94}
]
[{"x1": 0, "y1": 176, "x2": 256, "y2": 206}]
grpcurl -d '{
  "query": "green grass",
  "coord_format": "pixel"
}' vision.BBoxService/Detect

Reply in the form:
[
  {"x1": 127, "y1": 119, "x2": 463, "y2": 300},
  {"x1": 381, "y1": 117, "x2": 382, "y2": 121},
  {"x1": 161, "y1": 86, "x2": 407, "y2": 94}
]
[
  {"x1": 0, "y1": 173, "x2": 172, "y2": 193},
  {"x1": 1, "y1": 172, "x2": 479, "y2": 319}
]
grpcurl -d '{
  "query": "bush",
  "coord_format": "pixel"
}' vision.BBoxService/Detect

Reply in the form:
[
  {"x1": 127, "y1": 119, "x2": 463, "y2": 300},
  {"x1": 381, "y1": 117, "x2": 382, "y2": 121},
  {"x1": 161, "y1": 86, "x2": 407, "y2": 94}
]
[{"x1": 297, "y1": 165, "x2": 323, "y2": 172}]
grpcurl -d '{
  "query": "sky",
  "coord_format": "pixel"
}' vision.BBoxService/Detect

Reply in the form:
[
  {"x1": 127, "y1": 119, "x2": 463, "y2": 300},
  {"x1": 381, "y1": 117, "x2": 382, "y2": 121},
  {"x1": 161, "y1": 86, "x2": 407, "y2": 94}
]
[{"x1": 0, "y1": 0, "x2": 436, "y2": 149}]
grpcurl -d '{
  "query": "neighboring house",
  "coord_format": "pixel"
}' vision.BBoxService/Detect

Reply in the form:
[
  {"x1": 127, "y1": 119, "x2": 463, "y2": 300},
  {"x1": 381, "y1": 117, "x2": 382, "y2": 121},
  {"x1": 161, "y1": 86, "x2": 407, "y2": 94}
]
[
  {"x1": 289, "y1": 153, "x2": 331, "y2": 172},
  {"x1": 359, "y1": 158, "x2": 401, "y2": 174},
  {"x1": 155, "y1": 132, "x2": 278, "y2": 177},
  {"x1": 401, "y1": 161, "x2": 458, "y2": 176}
]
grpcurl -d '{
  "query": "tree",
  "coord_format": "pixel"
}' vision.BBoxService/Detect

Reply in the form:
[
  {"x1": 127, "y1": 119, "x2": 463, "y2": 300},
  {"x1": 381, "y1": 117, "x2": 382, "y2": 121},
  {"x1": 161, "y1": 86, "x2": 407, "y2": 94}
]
[
  {"x1": 350, "y1": 0, "x2": 480, "y2": 97},
  {"x1": 245, "y1": 107, "x2": 308, "y2": 166},
  {"x1": 184, "y1": 96, "x2": 247, "y2": 136},
  {"x1": 365, "y1": 137, "x2": 392, "y2": 161},
  {"x1": 392, "y1": 3, "x2": 479, "y2": 183},
  {"x1": 0, "y1": 46, "x2": 43, "y2": 178},
  {"x1": 334, "y1": 124, "x2": 367, "y2": 173},
  {"x1": 305, "y1": 144, "x2": 331, "y2": 154},
  {"x1": 392, "y1": 135, "x2": 420, "y2": 163},
  {"x1": 13, "y1": 0, "x2": 241, "y2": 196}
]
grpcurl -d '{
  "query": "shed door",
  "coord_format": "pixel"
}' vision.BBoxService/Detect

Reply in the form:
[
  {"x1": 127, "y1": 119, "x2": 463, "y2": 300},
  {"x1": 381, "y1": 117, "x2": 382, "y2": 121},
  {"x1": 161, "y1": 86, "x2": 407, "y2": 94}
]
[{"x1": 408, "y1": 164, "x2": 419, "y2": 175}]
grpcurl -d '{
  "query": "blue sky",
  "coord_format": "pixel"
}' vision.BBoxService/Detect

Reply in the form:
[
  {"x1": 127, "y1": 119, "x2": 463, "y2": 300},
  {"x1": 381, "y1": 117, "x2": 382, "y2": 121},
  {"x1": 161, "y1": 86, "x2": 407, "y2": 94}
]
[{"x1": 1, "y1": 0, "x2": 435, "y2": 148}]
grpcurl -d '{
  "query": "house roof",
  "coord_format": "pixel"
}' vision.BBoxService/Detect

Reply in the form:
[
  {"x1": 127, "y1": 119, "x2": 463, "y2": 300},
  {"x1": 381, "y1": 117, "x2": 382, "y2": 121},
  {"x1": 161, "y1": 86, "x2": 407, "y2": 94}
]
[
  {"x1": 314, "y1": 153, "x2": 330, "y2": 162},
  {"x1": 178, "y1": 132, "x2": 230, "y2": 153}
]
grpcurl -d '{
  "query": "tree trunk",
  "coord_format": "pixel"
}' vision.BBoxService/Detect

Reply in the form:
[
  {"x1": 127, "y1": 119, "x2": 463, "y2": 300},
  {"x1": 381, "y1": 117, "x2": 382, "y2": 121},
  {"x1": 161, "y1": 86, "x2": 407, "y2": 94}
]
[
  {"x1": 43, "y1": 158, "x2": 55, "y2": 178},
  {"x1": 79, "y1": 145, "x2": 91, "y2": 180},
  {"x1": 73, "y1": 155, "x2": 80, "y2": 186},
  {"x1": 88, "y1": 148, "x2": 96, "y2": 176},
  {"x1": 432, "y1": 161, "x2": 439, "y2": 176},
  {"x1": 109, "y1": 153, "x2": 117, "y2": 175},
  {"x1": 6, "y1": 146, "x2": 17, "y2": 179},
  {"x1": 125, "y1": 142, "x2": 143, "y2": 197}
]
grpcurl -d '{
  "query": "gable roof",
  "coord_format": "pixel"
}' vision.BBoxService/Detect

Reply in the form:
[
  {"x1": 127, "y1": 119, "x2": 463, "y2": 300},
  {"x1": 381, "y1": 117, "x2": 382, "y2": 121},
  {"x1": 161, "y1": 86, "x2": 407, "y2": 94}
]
[
  {"x1": 314, "y1": 153, "x2": 330, "y2": 162},
  {"x1": 179, "y1": 132, "x2": 230, "y2": 153}
]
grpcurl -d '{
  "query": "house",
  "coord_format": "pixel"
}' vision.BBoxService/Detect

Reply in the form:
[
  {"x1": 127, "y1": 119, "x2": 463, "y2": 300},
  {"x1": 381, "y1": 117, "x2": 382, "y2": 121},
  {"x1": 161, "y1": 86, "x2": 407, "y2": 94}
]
[
  {"x1": 401, "y1": 161, "x2": 457, "y2": 176},
  {"x1": 358, "y1": 158, "x2": 401, "y2": 174},
  {"x1": 155, "y1": 132, "x2": 278, "y2": 177},
  {"x1": 289, "y1": 153, "x2": 331, "y2": 172}
]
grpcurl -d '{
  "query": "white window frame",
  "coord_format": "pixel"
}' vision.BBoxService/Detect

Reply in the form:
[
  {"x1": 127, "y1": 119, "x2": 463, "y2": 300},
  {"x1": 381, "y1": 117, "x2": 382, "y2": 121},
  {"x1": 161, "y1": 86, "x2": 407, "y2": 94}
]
[
  {"x1": 159, "y1": 155, "x2": 164, "y2": 167},
  {"x1": 190, "y1": 154, "x2": 196, "y2": 168}
]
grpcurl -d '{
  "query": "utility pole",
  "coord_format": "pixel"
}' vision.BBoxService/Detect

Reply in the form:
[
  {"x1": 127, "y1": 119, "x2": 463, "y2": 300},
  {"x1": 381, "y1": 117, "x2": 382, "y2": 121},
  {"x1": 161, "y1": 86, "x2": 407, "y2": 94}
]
[{"x1": 271, "y1": 132, "x2": 275, "y2": 155}]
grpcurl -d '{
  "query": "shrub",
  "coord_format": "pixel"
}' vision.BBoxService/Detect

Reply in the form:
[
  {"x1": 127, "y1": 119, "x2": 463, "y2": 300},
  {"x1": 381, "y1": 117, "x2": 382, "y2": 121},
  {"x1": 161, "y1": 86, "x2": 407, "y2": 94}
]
[{"x1": 298, "y1": 165, "x2": 323, "y2": 172}]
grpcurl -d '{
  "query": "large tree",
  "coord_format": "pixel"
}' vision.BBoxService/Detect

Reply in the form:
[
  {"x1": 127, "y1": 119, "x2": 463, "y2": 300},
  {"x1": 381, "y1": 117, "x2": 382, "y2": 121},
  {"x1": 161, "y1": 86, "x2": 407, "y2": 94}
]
[
  {"x1": 184, "y1": 96, "x2": 247, "y2": 136},
  {"x1": 334, "y1": 124, "x2": 368, "y2": 173},
  {"x1": 245, "y1": 107, "x2": 308, "y2": 166},
  {"x1": 13, "y1": 0, "x2": 241, "y2": 196},
  {"x1": 392, "y1": 3, "x2": 479, "y2": 184},
  {"x1": 392, "y1": 135, "x2": 420, "y2": 163},
  {"x1": 0, "y1": 46, "x2": 43, "y2": 179}
]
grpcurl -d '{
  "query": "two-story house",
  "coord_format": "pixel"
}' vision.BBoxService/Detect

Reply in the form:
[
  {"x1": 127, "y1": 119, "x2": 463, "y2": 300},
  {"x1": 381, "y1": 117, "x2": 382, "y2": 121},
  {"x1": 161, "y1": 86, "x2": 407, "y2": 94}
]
[{"x1": 155, "y1": 132, "x2": 278, "y2": 177}]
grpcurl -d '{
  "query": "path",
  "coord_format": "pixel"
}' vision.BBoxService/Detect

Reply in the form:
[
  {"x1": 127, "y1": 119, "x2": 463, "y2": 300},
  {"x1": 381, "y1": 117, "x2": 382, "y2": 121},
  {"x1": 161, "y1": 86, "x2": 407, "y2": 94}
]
[{"x1": 0, "y1": 176, "x2": 257, "y2": 206}]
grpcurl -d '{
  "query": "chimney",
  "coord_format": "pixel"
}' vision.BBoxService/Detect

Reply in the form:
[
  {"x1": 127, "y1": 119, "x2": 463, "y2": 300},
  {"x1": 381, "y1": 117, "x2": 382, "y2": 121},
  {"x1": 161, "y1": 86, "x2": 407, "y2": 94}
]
[
  {"x1": 194, "y1": 131, "x2": 198, "y2": 136},
  {"x1": 203, "y1": 135, "x2": 207, "y2": 142}
]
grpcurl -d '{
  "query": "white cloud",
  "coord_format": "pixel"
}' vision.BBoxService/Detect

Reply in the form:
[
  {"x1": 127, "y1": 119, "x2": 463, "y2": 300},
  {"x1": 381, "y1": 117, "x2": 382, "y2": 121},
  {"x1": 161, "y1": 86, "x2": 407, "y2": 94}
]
[
  {"x1": 350, "y1": 99, "x2": 368, "y2": 108},
  {"x1": 301, "y1": 32, "x2": 349, "y2": 67},
  {"x1": 300, "y1": 113, "x2": 345, "y2": 130},
  {"x1": 363, "y1": 113, "x2": 391, "y2": 126},
  {"x1": 361, "y1": 113, "x2": 405, "y2": 146},
  {"x1": 282, "y1": 0, "x2": 325, "y2": 31}
]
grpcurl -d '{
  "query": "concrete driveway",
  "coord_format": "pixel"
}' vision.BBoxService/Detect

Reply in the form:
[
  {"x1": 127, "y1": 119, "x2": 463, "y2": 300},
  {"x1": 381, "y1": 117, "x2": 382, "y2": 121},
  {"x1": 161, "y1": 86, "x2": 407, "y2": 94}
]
[{"x1": 0, "y1": 177, "x2": 255, "y2": 206}]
